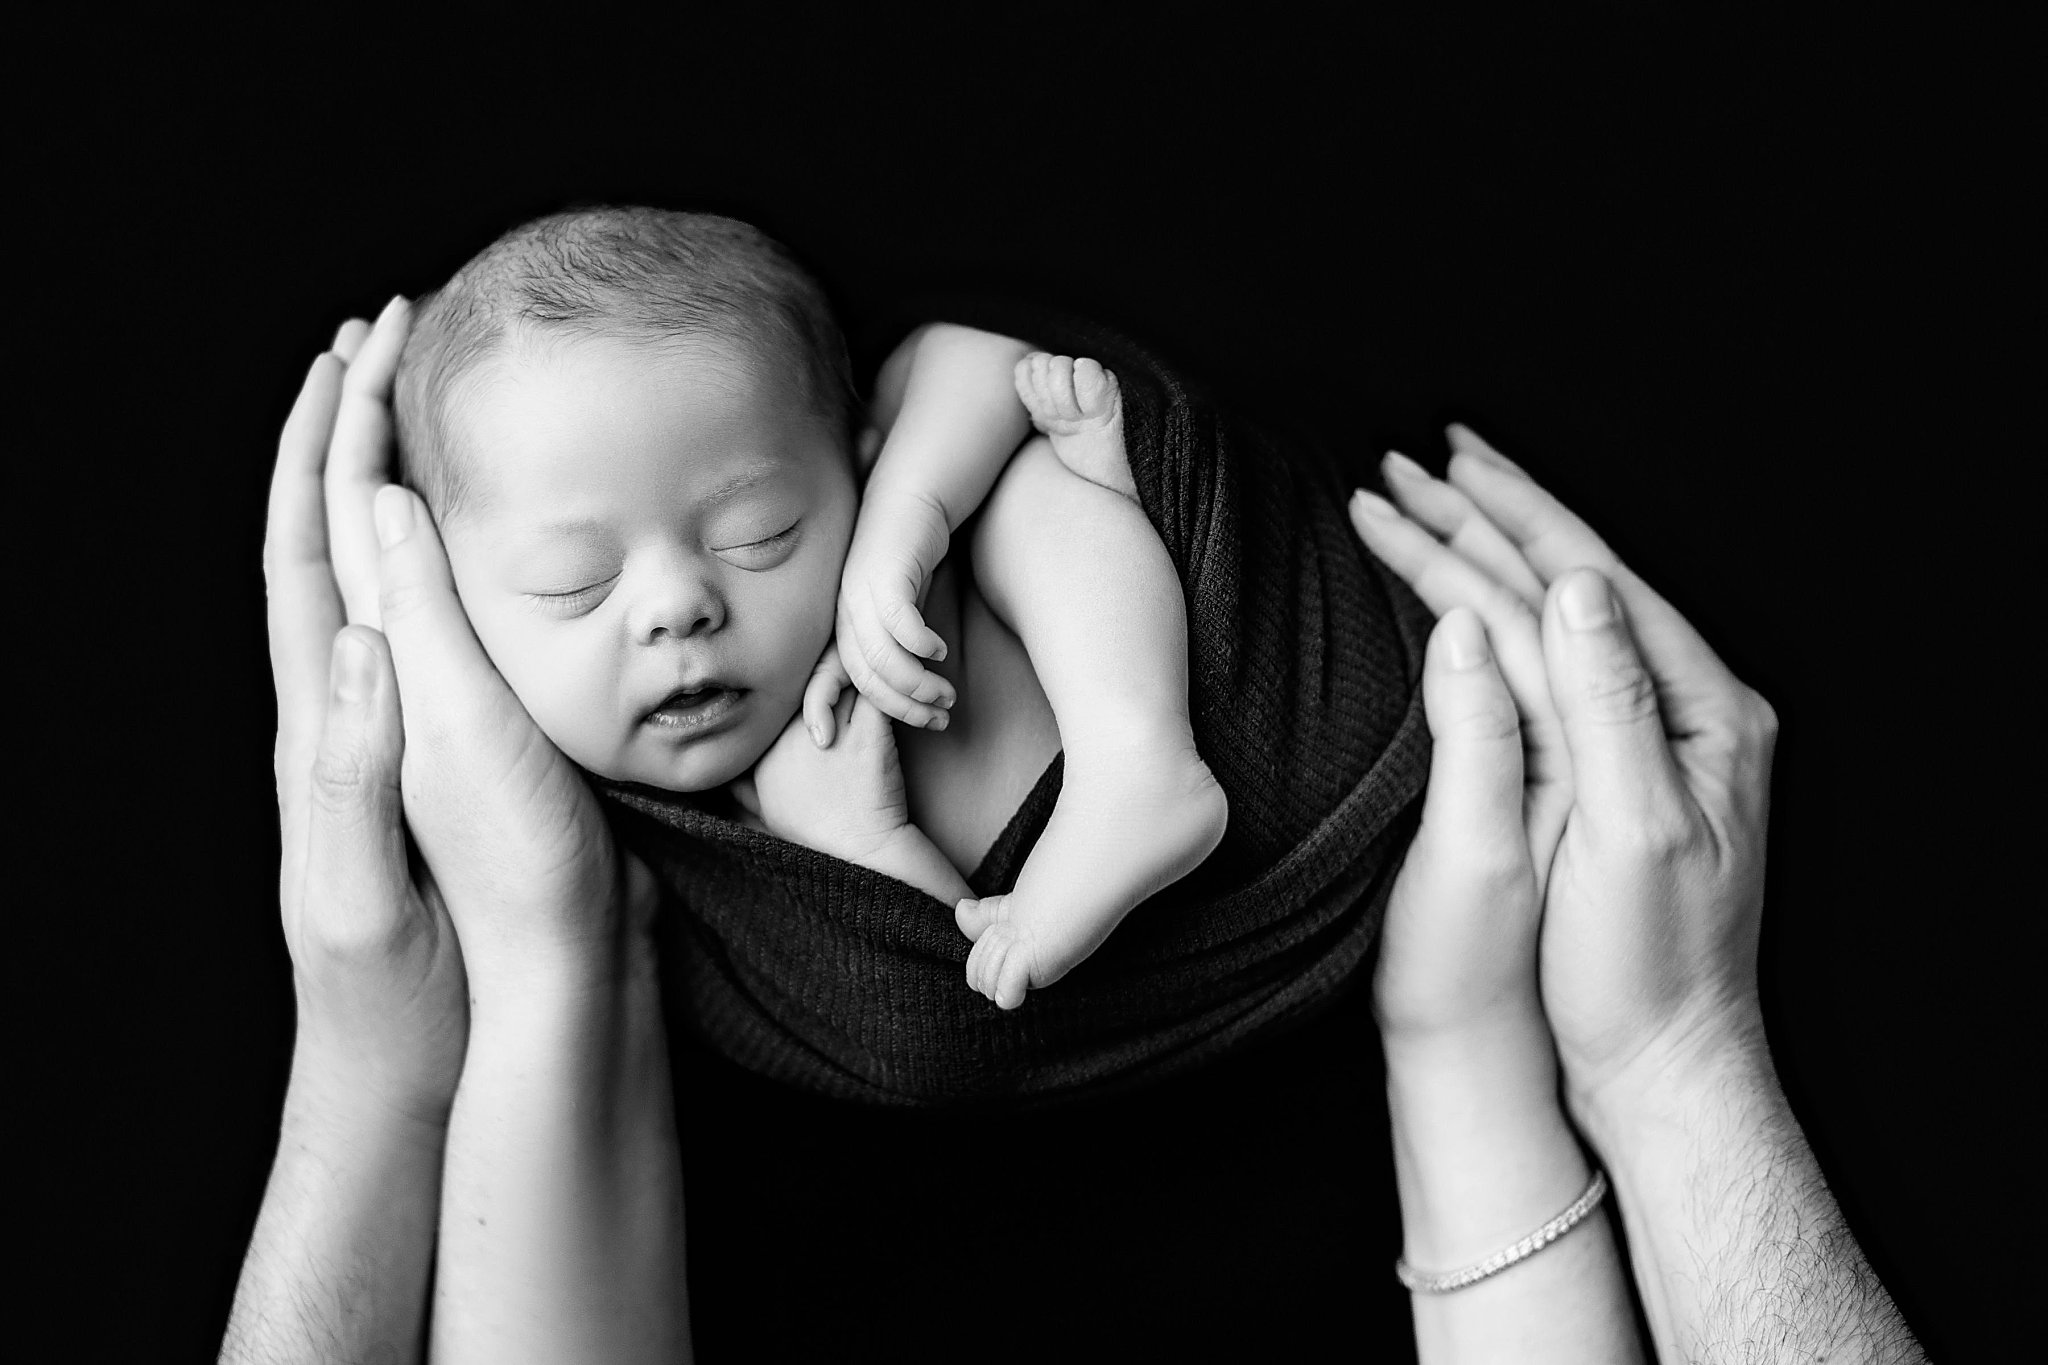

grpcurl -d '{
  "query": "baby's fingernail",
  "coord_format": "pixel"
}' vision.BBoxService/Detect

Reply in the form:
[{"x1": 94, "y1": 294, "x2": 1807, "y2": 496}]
[
  {"x1": 373, "y1": 485, "x2": 414, "y2": 547},
  {"x1": 930, "y1": 641, "x2": 947, "y2": 662},
  {"x1": 809, "y1": 724, "x2": 825, "y2": 747},
  {"x1": 928, "y1": 712, "x2": 949, "y2": 731},
  {"x1": 1351, "y1": 489, "x2": 1398, "y2": 520}
]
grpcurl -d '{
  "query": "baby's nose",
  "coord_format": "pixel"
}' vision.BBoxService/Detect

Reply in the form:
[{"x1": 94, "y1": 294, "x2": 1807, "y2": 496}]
[{"x1": 632, "y1": 572, "x2": 725, "y2": 642}]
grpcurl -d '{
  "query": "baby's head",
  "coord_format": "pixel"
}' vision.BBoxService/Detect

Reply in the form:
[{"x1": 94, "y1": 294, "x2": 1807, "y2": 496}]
[{"x1": 394, "y1": 206, "x2": 860, "y2": 792}]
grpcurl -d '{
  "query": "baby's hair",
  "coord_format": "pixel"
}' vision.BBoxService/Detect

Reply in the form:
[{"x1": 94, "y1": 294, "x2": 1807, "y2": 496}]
[{"x1": 393, "y1": 204, "x2": 856, "y2": 518}]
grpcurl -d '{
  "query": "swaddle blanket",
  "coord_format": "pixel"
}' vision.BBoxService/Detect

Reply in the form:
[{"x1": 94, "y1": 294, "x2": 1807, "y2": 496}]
[{"x1": 600, "y1": 301, "x2": 1433, "y2": 1107}]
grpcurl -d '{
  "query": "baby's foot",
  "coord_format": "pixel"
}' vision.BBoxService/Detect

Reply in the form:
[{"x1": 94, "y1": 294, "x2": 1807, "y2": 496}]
[
  {"x1": 1014, "y1": 353, "x2": 1138, "y2": 500},
  {"x1": 956, "y1": 722, "x2": 1227, "y2": 1009}
]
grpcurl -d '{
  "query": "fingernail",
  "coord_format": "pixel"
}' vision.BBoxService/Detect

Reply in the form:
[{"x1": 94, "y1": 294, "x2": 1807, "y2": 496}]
[
  {"x1": 1383, "y1": 449, "x2": 1429, "y2": 482},
  {"x1": 333, "y1": 630, "x2": 374, "y2": 704},
  {"x1": 1448, "y1": 424, "x2": 1521, "y2": 472},
  {"x1": 809, "y1": 724, "x2": 825, "y2": 748},
  {"x1": 930, "y1": 640, "x2": 948, "y2": 662},
  {"x1": 381, "y1": 294, "x2": 409, "y2": 320},
  {"x1": 1441, "y1": 611, "x2": 1490, "y2": 669},
  {"x1": 1351, "y1": 489, "x2": 1398, "y2": 520},
  {"x1": 374, "y1": 485, "x2": 414, "y2": 547},
  {"x1": 928, "y1": 712, "x2": 949, "y2": 731},
  {"x1": 1560, "y1": 573, "x2": 1615, "y2": 631}
]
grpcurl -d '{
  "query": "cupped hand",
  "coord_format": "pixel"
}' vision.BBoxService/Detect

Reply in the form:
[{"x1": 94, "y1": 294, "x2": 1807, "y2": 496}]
[
  {"x1": 266, "y1": 326, "x2": 465, "y2": 1121},
  {"x1": 310, "y1": 302, "x2": 653, "y2": 991},
  {"x1": 1354, "y1": 426, "x2": 1779, "y2": 1120}
]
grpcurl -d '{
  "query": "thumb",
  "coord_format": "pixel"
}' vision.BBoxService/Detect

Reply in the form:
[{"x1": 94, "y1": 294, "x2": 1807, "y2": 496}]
[
  {"x1": 1542, "y1": 569, "x2": 1690, "y2": 836},
  {"x1": 1413, "y1": 609, "x2": 1529, "y2": 875},
  {"x1": 300, "y1": 625, "x2": 413, "y2": 956}
]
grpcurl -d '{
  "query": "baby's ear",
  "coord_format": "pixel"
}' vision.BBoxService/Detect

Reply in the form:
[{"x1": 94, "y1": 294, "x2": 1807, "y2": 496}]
[{"x1": 855, "y1": 424, "x2": 883, "y2": 476}]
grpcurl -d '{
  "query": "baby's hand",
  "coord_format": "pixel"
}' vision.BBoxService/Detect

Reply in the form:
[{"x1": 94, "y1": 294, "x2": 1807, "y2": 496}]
[
  {"x1": 741, "y1": 681, "x2": 913, "y2": 865},
  {"x1": 834, "y1": 491, "x2": 956, "y2": 731}
]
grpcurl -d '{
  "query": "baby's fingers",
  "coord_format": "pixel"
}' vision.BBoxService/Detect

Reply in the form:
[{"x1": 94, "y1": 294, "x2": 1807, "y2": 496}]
[
  {"x1": 803, "y1": 653, "x2": 848, "y2": 747},
  {"x1": 881, "y1": 595, "x2": 947, "y2": 663}
]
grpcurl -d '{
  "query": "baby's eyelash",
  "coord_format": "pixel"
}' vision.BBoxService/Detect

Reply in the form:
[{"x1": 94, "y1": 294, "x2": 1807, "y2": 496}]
[{"x1": 528, "y1": 575, "x2": 618, "y2": 610}]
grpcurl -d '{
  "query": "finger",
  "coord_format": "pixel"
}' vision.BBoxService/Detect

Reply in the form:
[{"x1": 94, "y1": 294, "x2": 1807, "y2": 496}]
[
  {"x1": 267, "y1": 352, "x2": 348, "y2": 851},
  {"x1": 844, "y1": 599, "x2": 955, "y2": 717},
  {"x1": 1412, "y1": 610, "x2": 1532, "y2": 878},
  {"x1": 1543, "y1": 570, "x2": 1694, "y2": 838},
  {"x1": 372, "y1": 485, "x2": 525, "y2": 757},
  {"x1": 327, "y1": 296, "x2": 411, "y2": 629},
  {"x1": 298, "y1": 626, "x2": 412, "y2": 955},
  {"x1": 1381, "y1": 450, "x2": 1548, "y2": 607},
  {"x1": 882, "y1": 594, "x2": 948, "y2": 662},
  {"x1": 1350, "y1": 488, "x2": 1560, "y2": 756},
  {"x1": 803, "y1": 664, "x2": 844, "y2": 747},
  {"x1": 331, "y1": 318, "x2": 373, "y2": 362},
  {"x1": 1444, "y1": 430, "x2": 1747, "y2": 735}
]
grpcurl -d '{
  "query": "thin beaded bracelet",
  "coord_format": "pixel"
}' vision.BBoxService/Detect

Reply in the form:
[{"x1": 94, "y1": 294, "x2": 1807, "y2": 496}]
[{"x1": 1395, "y1": 1169, "x2": 1610, "y2": 1294}]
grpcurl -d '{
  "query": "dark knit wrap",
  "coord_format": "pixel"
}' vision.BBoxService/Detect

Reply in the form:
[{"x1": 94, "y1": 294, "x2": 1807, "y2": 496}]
[{"x1": 598, "y1": 301, "x2": 1434, "y2": 1107}]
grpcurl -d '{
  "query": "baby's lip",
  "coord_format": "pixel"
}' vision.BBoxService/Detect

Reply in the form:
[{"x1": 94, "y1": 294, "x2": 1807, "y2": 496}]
[{"x1": 641, "y1": 680, "x2": 745, "y2": 724}]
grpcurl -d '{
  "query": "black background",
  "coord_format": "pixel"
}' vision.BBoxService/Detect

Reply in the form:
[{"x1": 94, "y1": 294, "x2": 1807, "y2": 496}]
[{"x1": 22, "y1": 8, "x2": 2038, "y2": 1361}]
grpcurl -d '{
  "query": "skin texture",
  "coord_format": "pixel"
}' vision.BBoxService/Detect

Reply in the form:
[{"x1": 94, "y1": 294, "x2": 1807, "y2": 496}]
[
  {"x1": 439, "y1": 335, "x2": 858, "y2": 793},
  {"x1": 234, "y1": 301, "x2": 1924, "y2": 1364},
  {"x1": 1356, "y1": 427, "x2": 1926, "y2": 1364},
  {"x1": 229, "y1": 303, "x2": 692, "y2": 1365}
]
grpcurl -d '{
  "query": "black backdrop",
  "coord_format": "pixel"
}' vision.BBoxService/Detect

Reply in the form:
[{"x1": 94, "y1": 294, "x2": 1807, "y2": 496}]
[{"x1": 22, "y1": 9, "x2": 2038, "y2": 1361}]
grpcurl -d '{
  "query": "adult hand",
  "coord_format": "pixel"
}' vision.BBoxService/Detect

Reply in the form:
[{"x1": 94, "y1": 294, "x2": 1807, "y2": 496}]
[
  {"x1": 223, "y1": 320, "x2": 470, "y2": 1365},
  {"x1": 266, "y1": 323, "x2": 468, "y2": 1124},
  {"x1": 1357, "y1": 426, "x2": 1924, "y2": 1365},
  {"x1": 1355, "y1": 426, "x2": 1777, "y2": 1117},
  {"x1": 317, "y1": 299, "x2": 652, "y2": 979}
]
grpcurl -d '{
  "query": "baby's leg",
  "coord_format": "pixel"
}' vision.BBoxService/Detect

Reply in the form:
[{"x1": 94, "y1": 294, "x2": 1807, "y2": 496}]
[{"x1": 957, "y1": 358, "x2": 1227, "y2": 1009}]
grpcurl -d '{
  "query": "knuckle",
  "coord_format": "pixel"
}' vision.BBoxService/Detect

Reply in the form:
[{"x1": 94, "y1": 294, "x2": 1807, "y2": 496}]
[
  {"x1": 1580, "y1": 661, "x2": 1661, "y2": 725},
  {"x1": 377, "y1": 578, "x2": 429, "y2": 623}
]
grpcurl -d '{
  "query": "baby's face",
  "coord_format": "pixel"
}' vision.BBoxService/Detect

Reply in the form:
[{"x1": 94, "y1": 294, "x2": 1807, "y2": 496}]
[{"x1": 441, "y1": 336, "x2": 857, "y2": 791}]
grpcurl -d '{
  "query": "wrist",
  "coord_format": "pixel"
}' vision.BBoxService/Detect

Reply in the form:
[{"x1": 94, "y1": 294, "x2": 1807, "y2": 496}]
[{"x1": 1564, "y1": 999, "x2": 1774, "y2": 1153}]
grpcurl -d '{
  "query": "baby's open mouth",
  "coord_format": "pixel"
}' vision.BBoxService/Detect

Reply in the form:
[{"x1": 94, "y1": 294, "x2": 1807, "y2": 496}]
[{"x1": 644, "y1": 685, "x2": 746, "y2": 733}]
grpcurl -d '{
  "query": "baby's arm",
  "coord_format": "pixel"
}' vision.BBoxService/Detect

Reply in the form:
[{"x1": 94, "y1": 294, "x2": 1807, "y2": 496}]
[
  {"x1": 748, "y1": 658, "x2": 972, "y2": 904},
  {"x1": 830, "y1": 324, "x2": 1035, "y2": 733}
]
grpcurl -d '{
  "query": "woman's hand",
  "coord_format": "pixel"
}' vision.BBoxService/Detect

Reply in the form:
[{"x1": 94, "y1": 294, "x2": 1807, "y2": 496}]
[
  {"x1": 1356, "y1": 427, "x2": 1777, "y2": 1118},
  {"x1": 1360, "y1": 542, "x2": 1643, "y2": 1362}
]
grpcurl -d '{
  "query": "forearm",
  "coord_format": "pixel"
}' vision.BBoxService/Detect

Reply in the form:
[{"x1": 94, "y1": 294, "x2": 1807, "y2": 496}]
[
  {"x1": 864, "y1": 323, "x2": 1035, "y2": 531},
  {"x1": 1578, "y1": 1034, "x2": 1926, "y2": 1365},
  {"x1": 1385, "y1": 1014, "x2": 1644, "y2": 1365},
  {"x1": 220, "y1": 1052, "x2": 446, "y2": 1364},
  {"x1": 431, "y1": 932, "x2": 689, "y2": 1364}
]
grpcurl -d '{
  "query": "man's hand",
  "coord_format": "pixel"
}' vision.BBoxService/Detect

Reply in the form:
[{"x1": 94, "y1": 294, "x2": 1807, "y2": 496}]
[
  {"x1": 225, "y1": 324, "x2": 469, "y2": 1365},
  {"x1": 832, "y1": 489, "x2": 957, "y2": 733}
]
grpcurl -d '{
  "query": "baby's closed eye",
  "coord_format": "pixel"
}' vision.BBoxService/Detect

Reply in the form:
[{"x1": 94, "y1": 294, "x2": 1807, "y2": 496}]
[{"x1": 714, "y1": 520, "x2": 802, "y2": 571}]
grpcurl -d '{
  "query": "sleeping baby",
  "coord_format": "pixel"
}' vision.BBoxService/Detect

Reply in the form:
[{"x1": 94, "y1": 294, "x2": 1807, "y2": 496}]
[{"x1": 390, "y1": 205, "x2": 1227, "y2": 1010}]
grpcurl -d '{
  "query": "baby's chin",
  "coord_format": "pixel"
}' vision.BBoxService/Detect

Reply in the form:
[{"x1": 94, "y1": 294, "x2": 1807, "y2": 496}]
[{"x1": 581, "y1": 700, "x2": 792, "y2": 795}]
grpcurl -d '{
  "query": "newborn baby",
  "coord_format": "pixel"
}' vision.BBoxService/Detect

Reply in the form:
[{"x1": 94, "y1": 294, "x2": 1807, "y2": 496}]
[{"x1": 392, "y1": 206, "x2": 1226, "y2": 1009}]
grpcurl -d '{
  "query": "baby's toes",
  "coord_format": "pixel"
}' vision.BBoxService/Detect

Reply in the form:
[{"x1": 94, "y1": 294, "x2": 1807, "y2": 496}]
[
  {"x1": 1070, "y1": 358, "x2": 1120, "y2": 421},
  {"x1": 993, "y1": 943, "x2": 1035, "y2": 1011},
  {"x1": 955, "y1": 895, "x2": 1001, "y2": 943}
]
